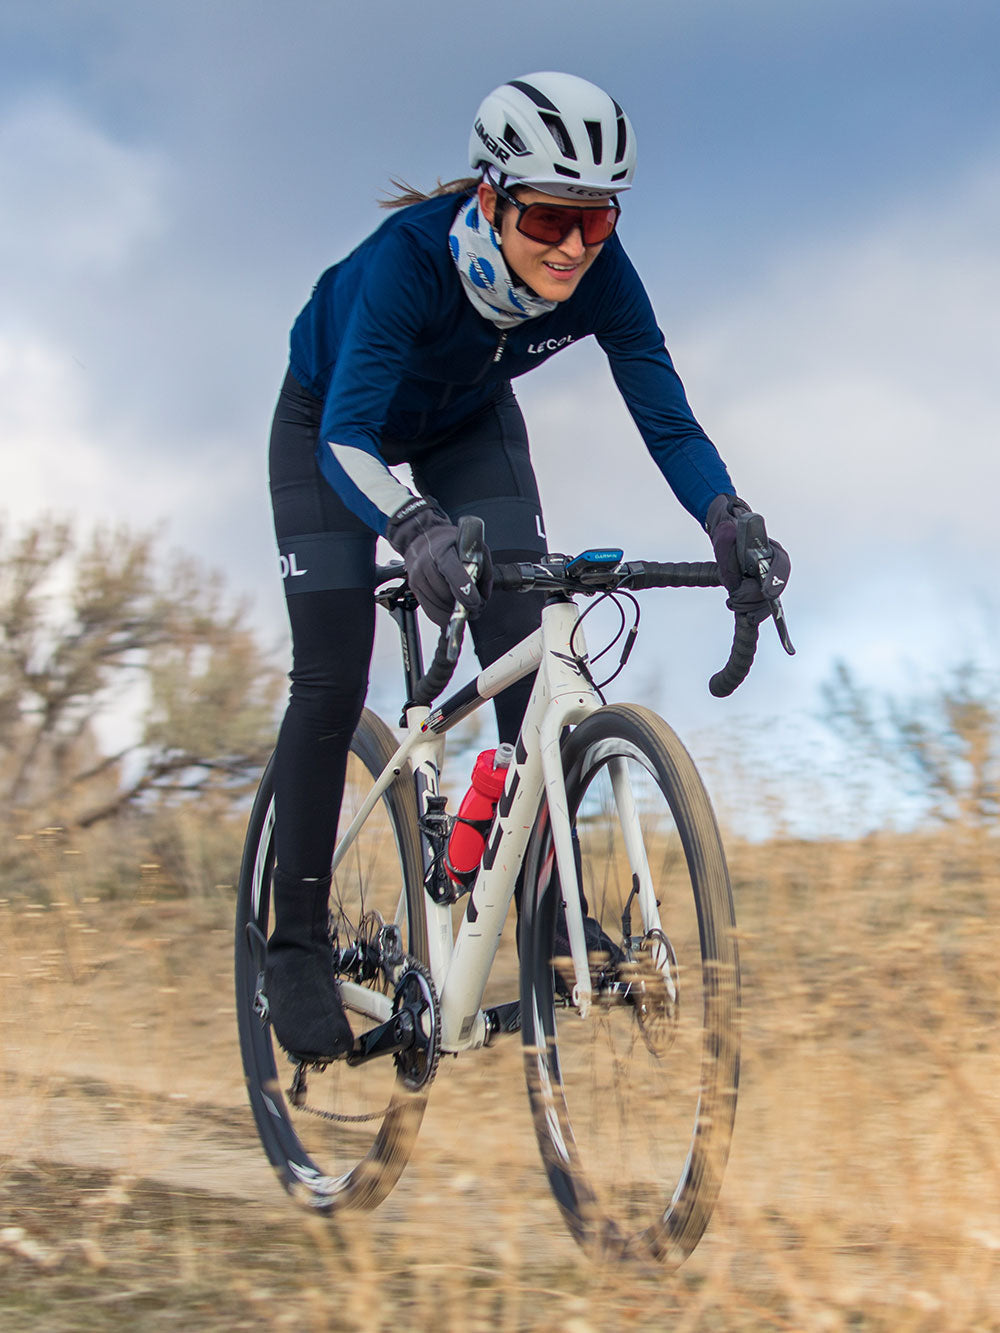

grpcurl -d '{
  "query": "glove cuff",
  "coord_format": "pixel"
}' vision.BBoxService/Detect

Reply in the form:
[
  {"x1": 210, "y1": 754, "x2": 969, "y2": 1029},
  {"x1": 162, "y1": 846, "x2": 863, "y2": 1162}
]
[
  {"x1": 386, "y1": 496, "x2": 449, "y2": 554},
  {"x1": 704, "y1": 493, "x2": 751, "y2": 534}
]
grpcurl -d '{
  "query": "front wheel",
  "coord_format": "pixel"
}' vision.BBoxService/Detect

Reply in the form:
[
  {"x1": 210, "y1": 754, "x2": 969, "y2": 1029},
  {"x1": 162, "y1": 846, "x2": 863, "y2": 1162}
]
[
  {"x1": 520, "y1": 704, "x2": 740, "y2": 1263},
  {"x1": 234, "y1": 708, "x2": 427, "y2": 1211}
]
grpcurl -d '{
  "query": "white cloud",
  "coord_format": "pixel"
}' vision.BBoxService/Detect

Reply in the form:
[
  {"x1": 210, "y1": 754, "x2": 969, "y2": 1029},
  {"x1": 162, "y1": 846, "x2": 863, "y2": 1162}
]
[
  {"x1": 0, "y1": 94, "x2": 168, "y2": 280},
  {"x1": 0, "y1": 338, "x2": 104, "y2": 514},
  {"x1": 678, "y1": 156, "x2": 1000, "y2": 557},
  {"x1": 0, "y1": 334, "x2": 270, "y2": 578}
]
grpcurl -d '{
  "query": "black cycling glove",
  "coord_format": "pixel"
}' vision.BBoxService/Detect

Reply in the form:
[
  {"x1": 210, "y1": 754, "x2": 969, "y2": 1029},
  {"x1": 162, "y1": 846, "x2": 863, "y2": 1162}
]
[
  {"x1": 706, "y1": 494, "x2": 790, "y2": 619},
  {"x1": 386, "y1": 497, "x2": 493, "y2": 627}
]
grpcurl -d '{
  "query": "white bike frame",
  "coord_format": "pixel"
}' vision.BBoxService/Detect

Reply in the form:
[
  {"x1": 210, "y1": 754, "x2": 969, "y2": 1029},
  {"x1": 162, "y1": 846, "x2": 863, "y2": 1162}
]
[{"x1": 330, "y1": 595, "x2": 665, "y2": 1052}]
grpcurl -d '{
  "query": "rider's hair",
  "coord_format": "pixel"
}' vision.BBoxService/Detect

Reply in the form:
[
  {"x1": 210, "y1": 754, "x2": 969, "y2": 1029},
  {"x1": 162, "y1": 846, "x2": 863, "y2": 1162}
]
[{"x1": 379, "y1": 175, "x2": 481, "y2": 210}]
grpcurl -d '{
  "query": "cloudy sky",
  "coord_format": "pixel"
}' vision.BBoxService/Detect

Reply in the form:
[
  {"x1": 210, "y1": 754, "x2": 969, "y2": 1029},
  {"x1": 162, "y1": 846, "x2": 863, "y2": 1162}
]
[{"x1": 3, "y1": 0, "x2": 998, "y2": 827}]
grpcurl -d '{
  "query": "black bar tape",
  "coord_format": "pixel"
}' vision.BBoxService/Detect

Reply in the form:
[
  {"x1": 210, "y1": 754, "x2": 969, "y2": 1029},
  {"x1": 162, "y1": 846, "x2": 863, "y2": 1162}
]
[
  {"x1": 709, "y1": 614, "x2": 760, "y2": 698},
  {"x1": 623, "y1": 560, "x2": 721, "y2": 590},
  {"x1": 411, "y1": 629, "x2": 461, "y2": 707}
]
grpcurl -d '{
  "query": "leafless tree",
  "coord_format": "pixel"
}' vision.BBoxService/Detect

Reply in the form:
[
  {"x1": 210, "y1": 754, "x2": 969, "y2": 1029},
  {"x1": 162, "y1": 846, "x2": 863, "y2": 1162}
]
[{"x1": 0, "y1": 516, "x2": 284, "y2": 833}]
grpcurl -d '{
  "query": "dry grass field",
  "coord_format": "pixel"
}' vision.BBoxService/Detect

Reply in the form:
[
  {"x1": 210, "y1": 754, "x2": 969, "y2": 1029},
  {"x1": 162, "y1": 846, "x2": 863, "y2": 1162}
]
[{"x1": 1, "y1": 819, "x2": 999, "y2": 1331}]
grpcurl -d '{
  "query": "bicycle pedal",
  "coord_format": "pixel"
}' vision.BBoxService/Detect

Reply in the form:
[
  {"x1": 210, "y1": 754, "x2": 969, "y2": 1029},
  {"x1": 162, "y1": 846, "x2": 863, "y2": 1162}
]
[
  {"x1": 484, "y1": 1001, "x2": 521, "y2": 1041},
  {"x1": 246, "y1": 920, "x2": 268, "y2": 971}
]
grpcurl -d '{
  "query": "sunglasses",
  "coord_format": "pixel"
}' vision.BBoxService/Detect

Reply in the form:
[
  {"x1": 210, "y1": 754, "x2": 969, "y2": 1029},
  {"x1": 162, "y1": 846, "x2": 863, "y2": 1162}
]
[{"x1": 493, "y1": 181, "x2": 621, "y2": 247}]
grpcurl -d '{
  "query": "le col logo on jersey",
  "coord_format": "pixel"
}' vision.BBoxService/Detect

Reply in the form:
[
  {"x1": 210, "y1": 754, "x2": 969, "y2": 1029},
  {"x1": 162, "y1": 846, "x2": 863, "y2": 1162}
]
[
  {"x1": 527, "y1": 334, "x2": 575, "y2": 356},
  {"x1": 280, "y1": 552, "x2": 308, "y2": 579}
]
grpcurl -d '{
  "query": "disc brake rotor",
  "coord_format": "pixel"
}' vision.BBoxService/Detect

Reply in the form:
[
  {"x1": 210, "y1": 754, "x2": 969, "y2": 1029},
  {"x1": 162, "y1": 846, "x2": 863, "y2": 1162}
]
[{"x1": 623, "y1": 929, "x2": 679, "y2": 1057}]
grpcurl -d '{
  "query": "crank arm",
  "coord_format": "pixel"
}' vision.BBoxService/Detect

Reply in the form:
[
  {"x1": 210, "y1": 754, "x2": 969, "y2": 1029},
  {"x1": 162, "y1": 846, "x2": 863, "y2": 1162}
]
[{"x1": 345, "y1": 1008, "x2": 415, "y2": 1066}]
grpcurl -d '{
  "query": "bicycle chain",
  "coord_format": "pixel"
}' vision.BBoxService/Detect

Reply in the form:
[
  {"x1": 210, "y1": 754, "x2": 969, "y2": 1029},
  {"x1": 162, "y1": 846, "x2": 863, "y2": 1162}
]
[{"x1": 297, "y1": 1095, "x2": 390, "y2": 1125}]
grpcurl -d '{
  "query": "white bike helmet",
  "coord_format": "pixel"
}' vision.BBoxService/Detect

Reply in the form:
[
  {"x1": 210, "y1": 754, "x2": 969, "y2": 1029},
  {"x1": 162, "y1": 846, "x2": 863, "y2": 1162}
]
[{"x1": 469, "y1": 72, "x2": 637, "y2": 200}]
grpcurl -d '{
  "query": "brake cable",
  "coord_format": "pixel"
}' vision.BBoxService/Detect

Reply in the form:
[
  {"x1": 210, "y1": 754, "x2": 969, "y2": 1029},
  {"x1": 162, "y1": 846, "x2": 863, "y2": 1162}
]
[{"x1": 569, "y1": 588, "x2": 642, "y2": 694}]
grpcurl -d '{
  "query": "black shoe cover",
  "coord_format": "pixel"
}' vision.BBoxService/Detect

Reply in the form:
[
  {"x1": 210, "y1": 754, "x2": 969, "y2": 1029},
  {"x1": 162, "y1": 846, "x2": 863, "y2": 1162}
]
[{"x1": 265, "y1": 940, "x2": 355, "y2": 1062}]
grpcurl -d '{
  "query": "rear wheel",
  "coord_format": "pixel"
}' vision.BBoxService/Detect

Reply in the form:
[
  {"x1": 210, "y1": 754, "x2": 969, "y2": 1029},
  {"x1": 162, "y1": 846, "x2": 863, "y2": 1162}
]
[
  {"x1": 520, "y1": 704, "x2": 740, "y2": 1263},
  {"x1": 235, "y1": 708, "x2": 427, "y2": 1211}
]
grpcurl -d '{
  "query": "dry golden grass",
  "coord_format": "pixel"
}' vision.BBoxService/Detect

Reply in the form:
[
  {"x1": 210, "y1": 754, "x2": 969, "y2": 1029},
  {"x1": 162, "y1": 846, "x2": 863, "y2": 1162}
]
[{"x1": 1, "y1": 821, "x2": 999, "y2": 1330}]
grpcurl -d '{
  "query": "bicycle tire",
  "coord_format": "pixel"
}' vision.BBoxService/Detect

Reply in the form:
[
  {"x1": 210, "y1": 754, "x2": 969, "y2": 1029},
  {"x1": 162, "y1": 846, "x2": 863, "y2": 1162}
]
[
  {"x1": 235, "y1": 707, "x2": 427, "y2": 1211},
  {"x1": 519, "y1": 703, "x2": 740, "y2": 1263}
]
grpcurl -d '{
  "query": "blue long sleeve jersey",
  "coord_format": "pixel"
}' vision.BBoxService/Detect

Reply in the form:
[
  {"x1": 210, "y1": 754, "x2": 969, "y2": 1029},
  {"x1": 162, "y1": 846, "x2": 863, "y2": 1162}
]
[{"x1": 289, "y1": 192, "x2": 733, "y2": 536}]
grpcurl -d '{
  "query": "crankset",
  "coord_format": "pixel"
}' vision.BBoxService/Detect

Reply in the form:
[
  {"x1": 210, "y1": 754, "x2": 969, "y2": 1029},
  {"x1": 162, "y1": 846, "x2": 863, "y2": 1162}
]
[
  {"x1": 390, "y1": 960, "x2": 441, "y2": 1091},
  {"x1": 343, "y1": 958, "x2": 441, "y2": 1092},
  {"x1": 285, "y1": 957, "x2": 441, "y2": 1125}
]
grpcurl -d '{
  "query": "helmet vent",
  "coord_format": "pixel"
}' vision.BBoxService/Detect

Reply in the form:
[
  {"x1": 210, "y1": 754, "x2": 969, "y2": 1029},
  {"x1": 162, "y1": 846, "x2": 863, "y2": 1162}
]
[
  {"x1": 508, "y1": 79, "x2": 559, "y2": 111},
  {"x1": 614, "y1": 115, "x2": 628, "y2": 164},
  {"x1": 584, "y1": 120, "x2": 603, "y2": 164},
  {"x1": 552, "y1": 164, "x2": 581, "y2": 179},
  {"x1": 502, "y1": 123, "x2": 529, "y2": 155},
  {"x1": 539, "y1": 113, "x2": 577, "y2": 160}
]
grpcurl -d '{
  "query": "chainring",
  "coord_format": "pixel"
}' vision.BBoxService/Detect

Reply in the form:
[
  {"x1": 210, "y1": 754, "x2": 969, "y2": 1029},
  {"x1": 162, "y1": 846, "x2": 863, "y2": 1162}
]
[{"x1": 392, "y1": 959, "x2": 441, "y2": 1092}]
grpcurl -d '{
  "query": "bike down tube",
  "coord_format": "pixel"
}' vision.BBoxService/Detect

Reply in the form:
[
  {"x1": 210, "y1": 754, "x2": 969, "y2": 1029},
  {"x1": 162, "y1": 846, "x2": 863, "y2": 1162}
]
[
  {"x1": 438, "y1": 737, "x2": 545, "y2": 1050},
  {"x1": 421, "y1": 627, "x2": 550, "y2": 1051},
  {"x1": 439, "y1": 599, "x2": 602, "y2": 1047},
  {"x1": 413, "y1": 629, "x2": 548, "y2": 1003}
]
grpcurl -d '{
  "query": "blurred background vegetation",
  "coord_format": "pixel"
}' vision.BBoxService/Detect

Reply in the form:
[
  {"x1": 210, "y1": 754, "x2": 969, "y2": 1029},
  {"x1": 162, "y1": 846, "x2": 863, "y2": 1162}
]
[
  {"x1": 6, "y1": 513, "x2": 1000, "y2": 905},
  {"x1": 0, "y1": 516, "x2": 284, "y2": 899}
]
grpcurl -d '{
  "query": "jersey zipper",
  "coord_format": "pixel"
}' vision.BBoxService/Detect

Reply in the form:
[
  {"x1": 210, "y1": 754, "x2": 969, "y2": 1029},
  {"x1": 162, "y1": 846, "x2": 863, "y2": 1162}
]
[{"x1": 493, "y1": 331, "x2": 508, "y2": 364}]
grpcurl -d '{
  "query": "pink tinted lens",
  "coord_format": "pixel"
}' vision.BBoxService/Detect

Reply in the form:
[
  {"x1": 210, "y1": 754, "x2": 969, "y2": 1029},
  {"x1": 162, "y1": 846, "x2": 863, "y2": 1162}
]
[{"x1": 518, "y1": 204, "x2": 618, "y2": 246}]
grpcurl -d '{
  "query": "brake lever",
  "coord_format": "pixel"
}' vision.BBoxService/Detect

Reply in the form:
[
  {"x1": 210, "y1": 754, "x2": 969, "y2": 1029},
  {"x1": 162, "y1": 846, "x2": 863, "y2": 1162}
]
[
  {"x1": 445, "y1": 516, "x2": 486, "y2": 663},
  {"x1": 736, "y1": 512, "x2": 795, "y2": 657},
  {"x1": 445, "y1": 586, "x2": 474, "y2": 663},
  {"x1": 769, "y1": 596, "x2": 795, "y2": 656}
]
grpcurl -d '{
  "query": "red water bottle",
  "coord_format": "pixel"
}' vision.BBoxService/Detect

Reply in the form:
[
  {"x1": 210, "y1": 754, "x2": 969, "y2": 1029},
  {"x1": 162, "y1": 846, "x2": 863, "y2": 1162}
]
[{"x1": 445, "y1": 744, "x2": 514, "y2": 886}]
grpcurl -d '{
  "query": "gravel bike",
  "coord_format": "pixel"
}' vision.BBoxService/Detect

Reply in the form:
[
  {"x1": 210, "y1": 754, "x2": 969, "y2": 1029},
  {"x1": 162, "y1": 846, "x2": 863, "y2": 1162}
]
[{"x1": 235, "y1": 515, "x2": 792, "y2": 1263}]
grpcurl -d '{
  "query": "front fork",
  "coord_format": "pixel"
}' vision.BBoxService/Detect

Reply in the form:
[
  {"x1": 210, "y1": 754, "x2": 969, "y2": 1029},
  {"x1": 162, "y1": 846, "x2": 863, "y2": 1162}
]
[{"x1": 542, "y1": 735, "x2": 675, "y2": 1014}]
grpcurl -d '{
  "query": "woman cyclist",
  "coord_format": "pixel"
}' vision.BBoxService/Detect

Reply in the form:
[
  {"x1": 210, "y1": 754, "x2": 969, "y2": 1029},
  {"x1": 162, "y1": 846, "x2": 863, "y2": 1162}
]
[{"x1": 265, "y1": 71, "x2": 790, "y2": 1061}]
